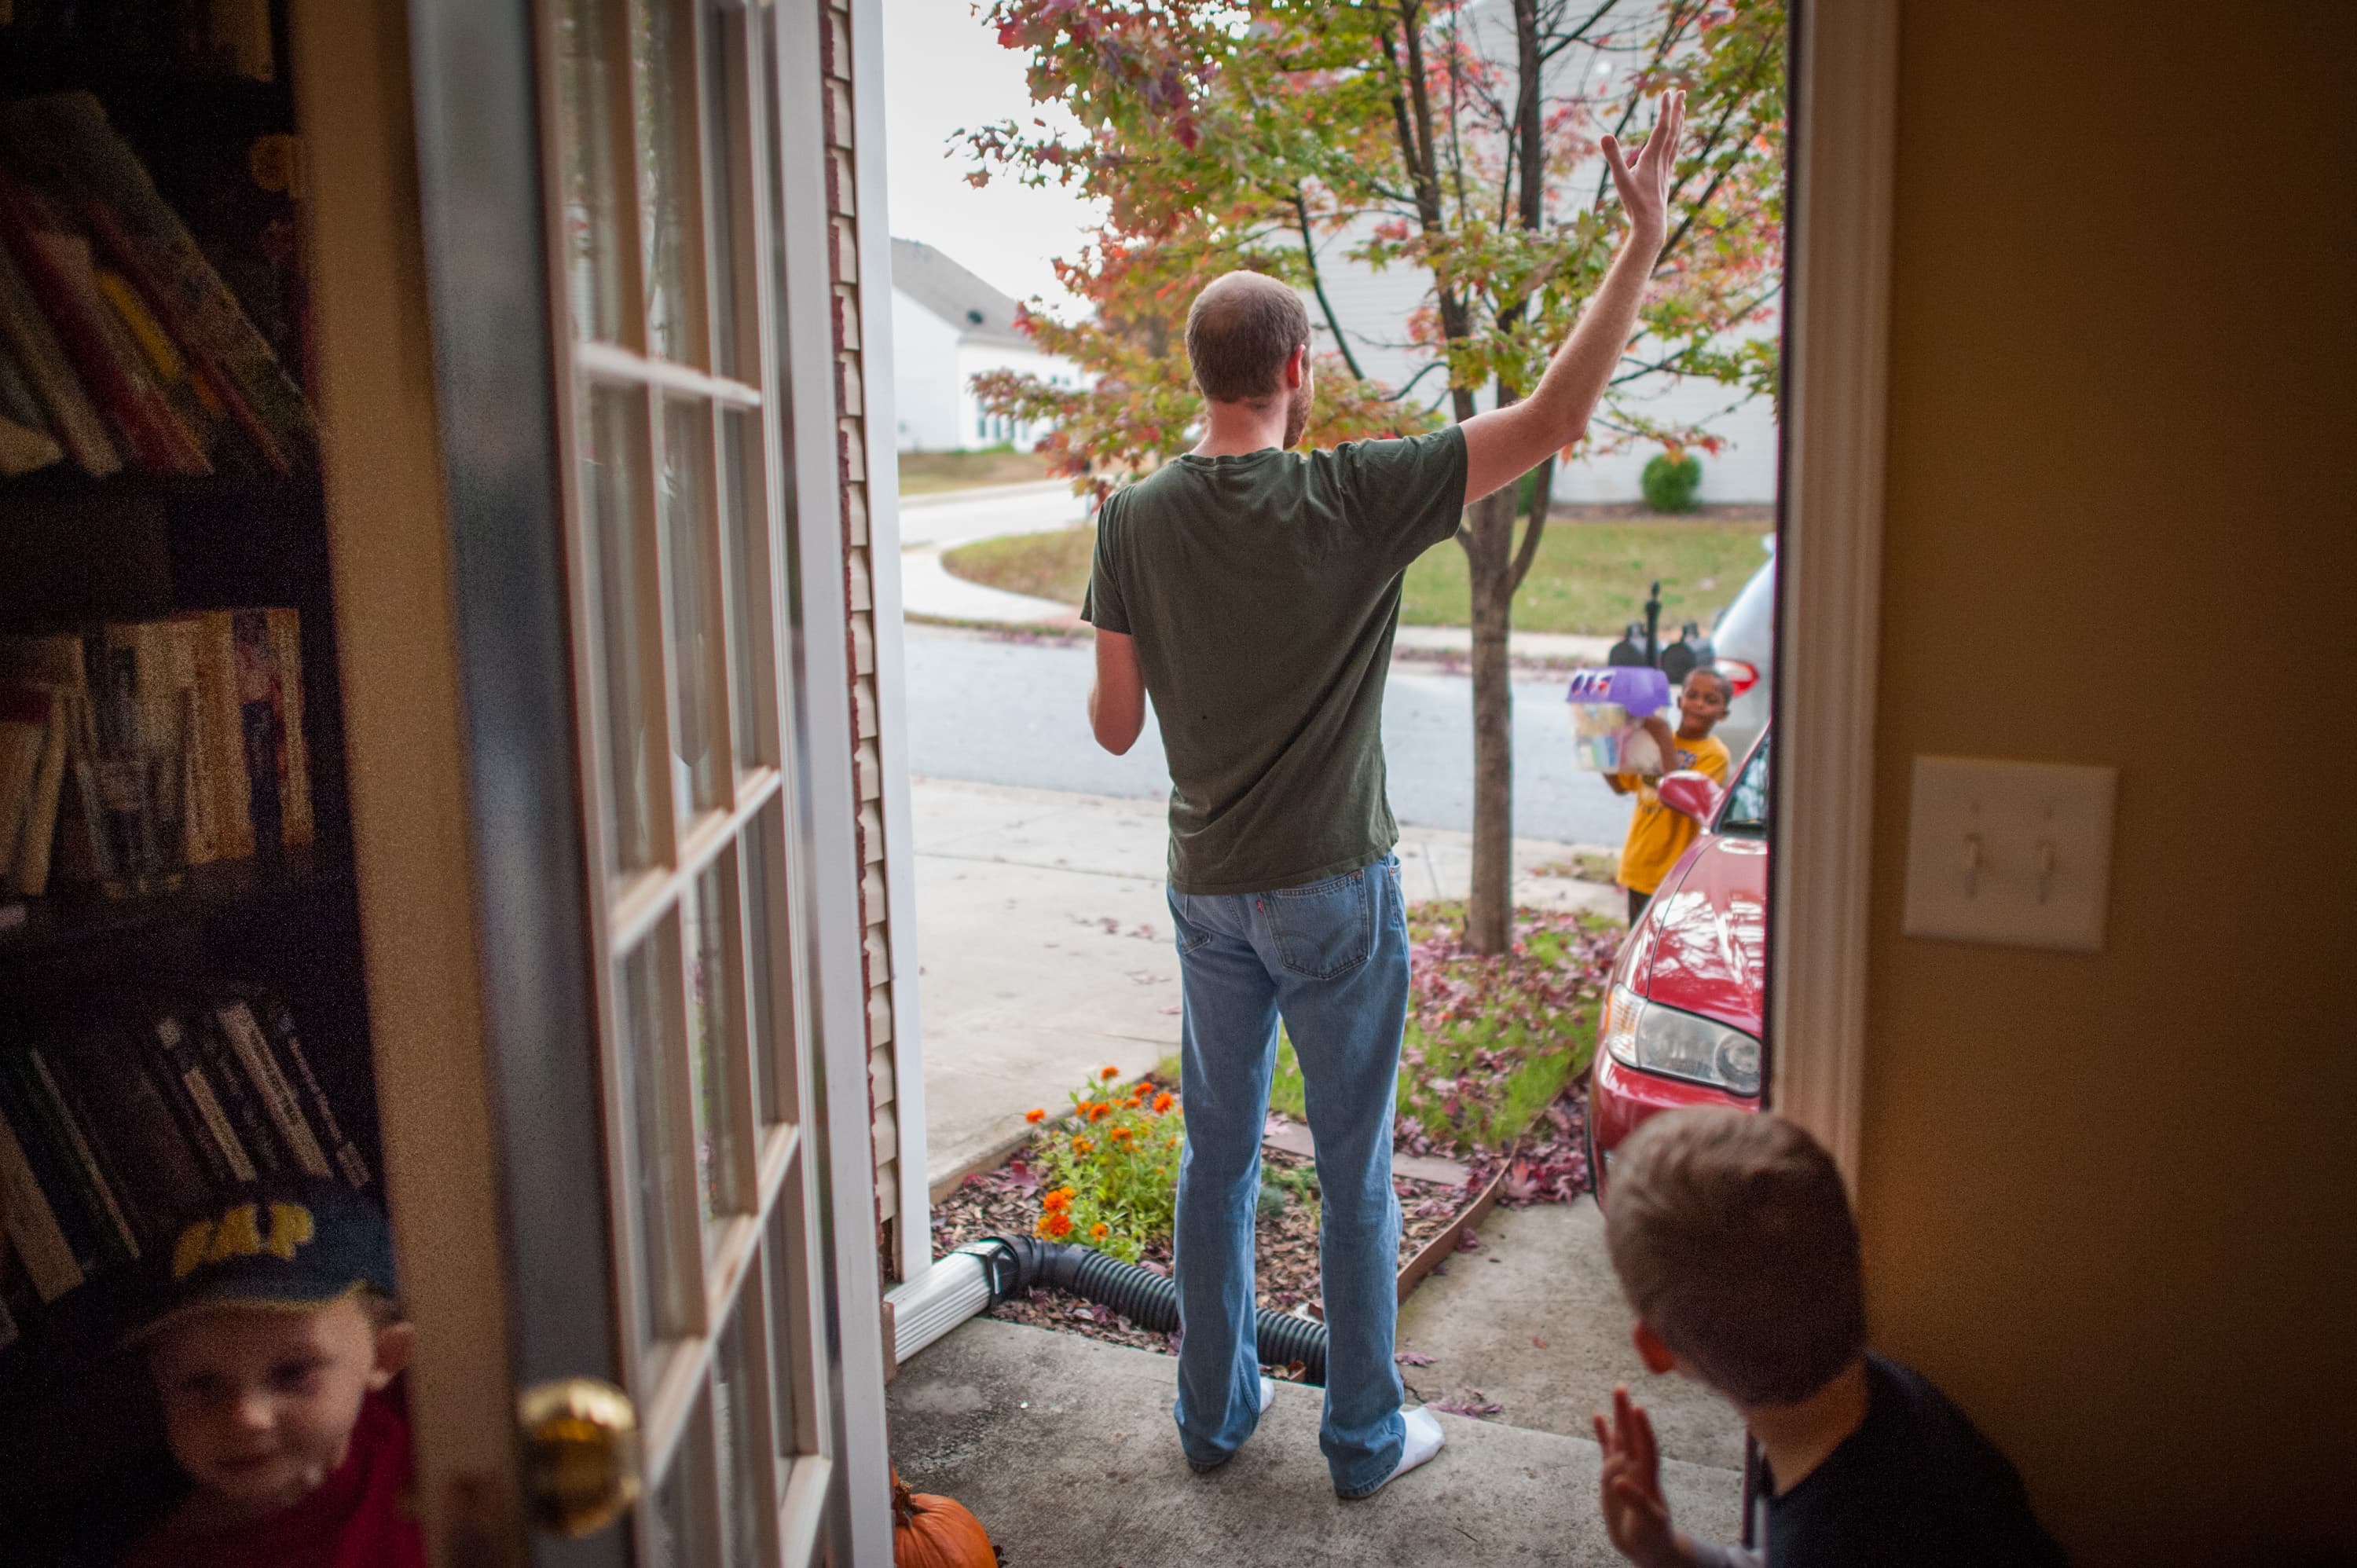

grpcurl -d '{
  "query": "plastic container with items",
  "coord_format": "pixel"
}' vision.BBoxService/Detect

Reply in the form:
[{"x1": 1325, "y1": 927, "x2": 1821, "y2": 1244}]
[{"x1": 1565, "y1": 665, "x2": 1672, "y2": 775}]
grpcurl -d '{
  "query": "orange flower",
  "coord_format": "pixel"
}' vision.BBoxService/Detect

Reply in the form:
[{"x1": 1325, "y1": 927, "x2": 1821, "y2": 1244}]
[
  {"x1": 1086, "y1": 1102, "x2": 1110, "y2": 1122},
  {"x1": 1025, "y1": 1108, "x2": 1046, "y2": 1124},
  {"x1": 1109, "y1": 1127, "x2": 1135, "y2": 1144},
  {"x1": 1043, "y1": 1187, "x2": 1072, "y2": 1211},
  {"x1": 1090, "y1": 1222, "x2": 1110, "y2": 1240},
  {"x1": 1153, "y1": 1092, "x2": 1175, "y2": 1114},
  {"x1": 1124, "y1": 1094, "x2": 1143, "y2": 1109},
  {"x1": 1072, "y1": 1138, "x2": 1094, "y2": 1154},
  {"x1": 1100, "y1": 1066, "x2": 1120, "y2": 1080},
  {"x1": 1036, "y1": 1211, "x2": 1074, "y2": 1240}
]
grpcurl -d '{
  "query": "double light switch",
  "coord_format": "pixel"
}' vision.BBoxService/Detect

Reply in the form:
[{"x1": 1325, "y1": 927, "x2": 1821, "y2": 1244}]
[{"x1": 1902, "y1": 757, "x2": 2118, "y2": 953}]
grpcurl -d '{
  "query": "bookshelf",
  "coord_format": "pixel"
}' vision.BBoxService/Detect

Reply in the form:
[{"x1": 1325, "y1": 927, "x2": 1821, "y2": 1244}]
[{"x1": 0, "y1": 2, "x2": 384, "y2": 1555}]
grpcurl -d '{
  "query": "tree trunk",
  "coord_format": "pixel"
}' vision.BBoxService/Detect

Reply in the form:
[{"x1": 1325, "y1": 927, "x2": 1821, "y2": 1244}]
[{"x1": 1462, "y1": 484, "x2": 1519, "y2": 954}]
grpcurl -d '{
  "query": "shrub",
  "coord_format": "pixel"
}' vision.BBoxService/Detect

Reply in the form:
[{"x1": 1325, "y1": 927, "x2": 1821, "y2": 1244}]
[
  {"x1": 1641, "y1": 449, "x2": 1703, "y2": 512},
  {"x1": 1024, "y1": 1068, "x2": 1183, "y2": 1262}
]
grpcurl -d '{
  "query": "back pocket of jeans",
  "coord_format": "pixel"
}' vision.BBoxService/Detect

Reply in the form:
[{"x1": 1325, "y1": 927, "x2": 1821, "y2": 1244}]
[{"x1": 1266, "y1": 869, "x2": 1373, "y2": 980}]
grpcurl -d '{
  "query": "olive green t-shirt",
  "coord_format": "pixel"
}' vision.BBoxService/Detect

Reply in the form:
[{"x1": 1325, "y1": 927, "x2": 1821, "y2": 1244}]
[{"x1": 1081, "y1": 427, "x2": 1468, "y2": 895}]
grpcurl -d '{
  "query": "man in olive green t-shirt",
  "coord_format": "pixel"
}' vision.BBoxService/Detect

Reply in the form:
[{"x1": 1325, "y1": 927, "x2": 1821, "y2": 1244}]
[{"x1": 1082, "y1": 90, "x2": 1691, "y2": 1499}]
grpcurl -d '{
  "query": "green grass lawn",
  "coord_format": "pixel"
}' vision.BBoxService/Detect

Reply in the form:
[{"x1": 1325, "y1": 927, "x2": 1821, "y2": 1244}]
[
  {"x1": 896, "y1": 447, "x2": 1054, "y2": 496},
  {"x1": 940, "y1": 526, "x2": 1094, "y2": 605},
  {"x1": 940, "y1": 515, "x2": 1772, "y2": 634},
  {"x1": 1397, "y1": 518, "x2": 1771, "y2": 636}
]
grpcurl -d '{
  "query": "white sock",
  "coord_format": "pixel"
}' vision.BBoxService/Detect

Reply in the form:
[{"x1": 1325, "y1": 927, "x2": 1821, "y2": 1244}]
[
  {"x1": 1362, "y1": 1407, "x2": 1446, "y2": 1496},
  {"x1": 1259, "y1": 1376, "x2": 1276, "y2": 1413}
]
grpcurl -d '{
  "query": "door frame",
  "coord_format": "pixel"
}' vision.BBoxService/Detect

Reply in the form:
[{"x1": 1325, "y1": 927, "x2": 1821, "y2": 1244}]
[
  {"x1": 772, "y1": 0, "x2": 899, "y2": 1552},
  {"x1": 1767, "y1": 0, "x2": 1899, "y2": 1186}
]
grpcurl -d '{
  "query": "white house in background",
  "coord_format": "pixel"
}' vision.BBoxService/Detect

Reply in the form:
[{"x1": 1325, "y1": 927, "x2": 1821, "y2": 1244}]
[
  {"x1": 1303, "y1": 234, "x2": 1780, "y2": 505},
  {"x1": 890, "y1": 237, "x2": 1080, "y2": 451}
]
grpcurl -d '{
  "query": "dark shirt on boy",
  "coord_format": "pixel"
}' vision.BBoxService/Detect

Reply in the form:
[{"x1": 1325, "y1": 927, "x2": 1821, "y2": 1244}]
[{"x1": 1747, "y1": 1354, "x2": 2066, "y2": 1568}]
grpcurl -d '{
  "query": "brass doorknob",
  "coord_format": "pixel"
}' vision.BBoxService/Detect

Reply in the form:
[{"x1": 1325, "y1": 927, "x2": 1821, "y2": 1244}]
[{"x1": 519, "y1": 1377, "x2": 643, "y2": 1537}]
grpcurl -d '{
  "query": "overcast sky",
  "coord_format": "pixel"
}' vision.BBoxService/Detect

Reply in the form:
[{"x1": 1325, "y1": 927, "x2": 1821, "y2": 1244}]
[{"x1": 880, "y1": 0, "x2": 1102, "y2": 320}]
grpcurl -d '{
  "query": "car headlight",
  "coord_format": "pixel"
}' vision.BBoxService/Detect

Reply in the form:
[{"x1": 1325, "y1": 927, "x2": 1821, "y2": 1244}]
[{"x1": 1600, "y1": 984, "x2": 1762, "y2": 1098}]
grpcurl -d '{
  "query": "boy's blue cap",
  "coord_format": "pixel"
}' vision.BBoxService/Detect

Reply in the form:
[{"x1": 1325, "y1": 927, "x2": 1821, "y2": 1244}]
[{"x1": 130, "y1": 1178, "x2": 397, "y2": 1341}]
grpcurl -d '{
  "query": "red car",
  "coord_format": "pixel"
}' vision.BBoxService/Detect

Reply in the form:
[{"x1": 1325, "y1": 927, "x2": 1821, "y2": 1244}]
[{"x1": 1588, "y1": 728, "x2": 1771, "y2": 1202}]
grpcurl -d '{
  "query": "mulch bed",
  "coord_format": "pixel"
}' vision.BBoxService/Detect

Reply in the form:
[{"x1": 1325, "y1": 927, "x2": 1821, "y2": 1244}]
[{"x1": 928, "y1": 1082, "x2": 1594, "y2": 1372}]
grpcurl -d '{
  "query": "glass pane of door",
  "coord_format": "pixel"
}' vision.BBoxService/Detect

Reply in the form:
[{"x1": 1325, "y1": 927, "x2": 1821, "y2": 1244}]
[
  {"x1": 556, "y1": 0, "x2": 629, "y2": 341},
  {"x1": 661, "y1": 397, "x2": 727, "y2": 818},
  {"x1": 633, "y1": 0, "x2": 700, "y2": 362},
  {"x1": 618, "y1": 919, "x2": 695, "y2": 1377},
  {"x1": 581, "y1": 384, "x2": 660, "y2": 879},
  {"x1": 684, "y1": 852, "x2": 747, "y2": 1244}
]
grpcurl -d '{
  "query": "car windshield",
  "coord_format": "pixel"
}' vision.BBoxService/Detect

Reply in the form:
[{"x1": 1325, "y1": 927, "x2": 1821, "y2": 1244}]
[{"x1": 1718, "y1": 734, "x2": 1770, "y2": 837}]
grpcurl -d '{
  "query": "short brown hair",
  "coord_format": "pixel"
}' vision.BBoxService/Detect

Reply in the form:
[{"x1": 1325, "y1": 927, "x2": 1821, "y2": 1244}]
[
  {"x1": 1602, "y1": 1108, "x2": 1866, "y2": 1406},
  {"x1": 1185, "y1": 272, "x2": 1309, "y2": 404}
]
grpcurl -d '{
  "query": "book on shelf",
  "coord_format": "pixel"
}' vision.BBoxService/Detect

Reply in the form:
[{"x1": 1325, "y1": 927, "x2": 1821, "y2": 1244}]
[
  {"x1": 0, "y1": 988, "x2": 374, "y2": 1339},
  {"x1": 0, "y1": 1050, "x2": 112, "y2": 1280},
  {"x1": 188, "y1": 1002, "x2": 285, "y2": 1181},
  {"x1": 0, "y1": 91, "x2": 315, "y2": 480},
  {"x1": 0, "y1": 332, "x2": 64, "y2": 474},
  {"x1": 0, "y1": 610, "x2": 310, "y2": 906},
  {"x1": 1, "y1": 667, "x2": 75, "y2": 899},
  {"x1": 0, "y1": 1097, "x2": 84, "y2": 1304},
  {"x1": 0, "y1": 685, "x2": 46, "y2": 886},
  {"x1": 143, "y1": 1009, "x2": 256, "y2": 1190},
  {"x1": 0, "y1": 167, "x2": 210, "y2": 477},
  {"x1": 0, "y1": 220, "x2": 119, "y2": 477}
]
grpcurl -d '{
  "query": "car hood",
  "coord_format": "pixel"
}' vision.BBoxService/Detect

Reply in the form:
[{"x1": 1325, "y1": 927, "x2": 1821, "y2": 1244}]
[{"x1": 1631, "y1": 835, "x2": 1769, "y2": 1036}]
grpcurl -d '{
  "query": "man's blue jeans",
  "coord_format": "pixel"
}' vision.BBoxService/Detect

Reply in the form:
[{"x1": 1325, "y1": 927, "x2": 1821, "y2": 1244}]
[{"x1": 1165, "y1": 853, "x2": 1409, "y2": 1497}]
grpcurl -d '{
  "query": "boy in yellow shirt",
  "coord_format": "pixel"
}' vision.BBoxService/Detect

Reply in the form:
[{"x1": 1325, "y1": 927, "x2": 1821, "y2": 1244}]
[{"x1": 1607, "y1": 667, "x2": 1733, "y2": 924}]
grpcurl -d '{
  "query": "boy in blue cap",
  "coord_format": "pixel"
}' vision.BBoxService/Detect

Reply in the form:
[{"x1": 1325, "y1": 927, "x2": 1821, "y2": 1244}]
[{"x1": 119, "y1": 1179, "x2": 422, "y2": 1568}]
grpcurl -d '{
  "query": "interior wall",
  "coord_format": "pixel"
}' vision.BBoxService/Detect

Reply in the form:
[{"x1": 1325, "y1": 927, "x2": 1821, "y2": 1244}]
[{"x1": 1857, "y1": 2, "x2": 2355, "y2": 1560}]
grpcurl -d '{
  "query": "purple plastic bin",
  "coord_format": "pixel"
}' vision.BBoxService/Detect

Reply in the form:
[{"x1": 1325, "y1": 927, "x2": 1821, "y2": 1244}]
[{"x1": 1563, "y1": 665, "x2": 1670, "y2": 717}]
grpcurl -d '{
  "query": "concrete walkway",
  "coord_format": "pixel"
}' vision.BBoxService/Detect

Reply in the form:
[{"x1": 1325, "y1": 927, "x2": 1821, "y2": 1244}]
[
  {"x1": 889, "y1": 1317, "x2": 1743, "y2": 1567},
  {"x1": 913, "y1": 777, "x2": 1623, "y2": 1192},
  {"x1": 900, "y1": 545, "x2": 1080, "y2": 625},
  {"x1": 1397, "y1": 1202, "x2": 1748, "y2": 1471}
]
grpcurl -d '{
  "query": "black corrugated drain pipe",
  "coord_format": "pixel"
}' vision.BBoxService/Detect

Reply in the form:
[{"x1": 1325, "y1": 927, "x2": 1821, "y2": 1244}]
[{"x1": 884, "y1": 1235, "x2": 1329, "y2": 1384}]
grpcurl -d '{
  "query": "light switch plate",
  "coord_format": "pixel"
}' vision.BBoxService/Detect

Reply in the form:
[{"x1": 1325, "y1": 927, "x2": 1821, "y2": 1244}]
[{"x1": 1902, "y1": 757, "x2": 2118, "y2": 952}]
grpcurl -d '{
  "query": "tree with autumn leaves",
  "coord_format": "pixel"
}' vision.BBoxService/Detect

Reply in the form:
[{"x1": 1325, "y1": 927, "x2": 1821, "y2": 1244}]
[{"x1": 966, "y1": 0, "x2": 1785, "y2": 953}]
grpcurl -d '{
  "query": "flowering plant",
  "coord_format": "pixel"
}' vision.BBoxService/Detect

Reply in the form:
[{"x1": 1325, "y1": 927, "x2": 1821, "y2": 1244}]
[{"x1": 1023, "y1": 1068, "x2": 1183, "y2": 1262}]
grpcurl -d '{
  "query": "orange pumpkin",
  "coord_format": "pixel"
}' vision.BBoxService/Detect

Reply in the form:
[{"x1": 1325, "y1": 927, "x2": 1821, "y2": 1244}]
[{"x1": 891, "y1": 1471, "x2": 999, "y2": 1568}]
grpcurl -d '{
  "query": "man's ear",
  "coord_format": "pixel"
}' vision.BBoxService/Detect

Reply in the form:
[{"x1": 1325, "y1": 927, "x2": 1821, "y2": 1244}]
[
  {"x1": 1285, "y1": 343, "x2": 1309, "y2": 388},
  {"x1": 1630, "y1": 1319, "x2": 1678, "y2": 1376},
  {"x1": 368, "y1": 1320, "x2": 417, "y2": 1391}
]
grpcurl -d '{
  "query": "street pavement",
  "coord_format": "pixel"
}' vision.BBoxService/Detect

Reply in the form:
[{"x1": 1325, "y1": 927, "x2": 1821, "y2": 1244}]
[{"x1": 911, "y1": 778, "x2": 1622, "y2": 1189}]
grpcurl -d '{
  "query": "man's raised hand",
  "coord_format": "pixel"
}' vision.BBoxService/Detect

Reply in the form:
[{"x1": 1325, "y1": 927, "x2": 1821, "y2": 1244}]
[{"x1": 1603, "y1": 90, "x2": 1686, "y2": 247}]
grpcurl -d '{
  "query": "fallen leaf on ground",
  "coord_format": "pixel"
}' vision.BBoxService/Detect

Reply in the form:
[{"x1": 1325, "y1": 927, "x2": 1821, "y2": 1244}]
[
  {"x1": 1425, "y1": 1392, "x2": 1505, "y2": 1419},
  {"x1": 1395, "y1": 1351, "x2": 1436, "y2": 1367}
]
